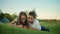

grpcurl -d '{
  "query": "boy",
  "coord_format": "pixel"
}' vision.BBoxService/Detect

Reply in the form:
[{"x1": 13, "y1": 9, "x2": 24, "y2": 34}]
[{"x1": 28, "y1": 11, "x2": 49, "y2": 31}]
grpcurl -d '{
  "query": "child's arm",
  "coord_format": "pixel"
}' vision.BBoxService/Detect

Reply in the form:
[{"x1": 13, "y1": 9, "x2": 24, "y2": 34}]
[
  {"x1": 9, "y1": 18, "x2": 17, "y2": 26},
  {"x1": 30, "y1": 20, "x2": 41, "y2": 30},
  {"x1": 9, "y1": 19, "x2": 16, "y2": 26},
  {"x1": 29, "y1": 25, "x2": 38, "y2": 30},
  {"x1": 24, "y1": 26, "x2": 28, "y2": 28},
  {"x1": 17, "y1": 25, "x2": 23, "y2": 28}
]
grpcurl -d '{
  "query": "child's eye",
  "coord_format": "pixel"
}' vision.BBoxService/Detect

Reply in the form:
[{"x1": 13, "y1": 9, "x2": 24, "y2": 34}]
[{"x1": 28, "y1": 18, "x2": 33, "y2": 19}]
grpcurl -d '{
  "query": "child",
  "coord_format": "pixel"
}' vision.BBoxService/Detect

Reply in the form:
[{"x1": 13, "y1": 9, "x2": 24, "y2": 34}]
[
  {"x1": 28, "y1": 11, "x2": 49, "y2": 31},
  {"x1": 9, "y1": 12, "x2": 28, "y2": 28}
]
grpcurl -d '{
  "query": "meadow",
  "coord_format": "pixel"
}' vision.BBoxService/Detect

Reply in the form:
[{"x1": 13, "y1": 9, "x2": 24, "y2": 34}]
[{"x1": 0, "y1": 21, "x2": 60, "y2": 34}]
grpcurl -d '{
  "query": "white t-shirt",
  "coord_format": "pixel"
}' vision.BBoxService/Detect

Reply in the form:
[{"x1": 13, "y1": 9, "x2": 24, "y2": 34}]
[{"x1": 29, "y1": 19, "x2": 41, "y2": 30}]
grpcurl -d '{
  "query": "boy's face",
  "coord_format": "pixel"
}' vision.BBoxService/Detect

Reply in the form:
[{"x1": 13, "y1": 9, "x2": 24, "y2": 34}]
[{"x1": 28, "y1": 15, "x2": 34, "y2": 23}]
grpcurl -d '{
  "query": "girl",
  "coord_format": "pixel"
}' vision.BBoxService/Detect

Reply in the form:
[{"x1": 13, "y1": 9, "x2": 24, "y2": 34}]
[{"x1": 9, "y1": 12, "x2": 28, "y2": 28}]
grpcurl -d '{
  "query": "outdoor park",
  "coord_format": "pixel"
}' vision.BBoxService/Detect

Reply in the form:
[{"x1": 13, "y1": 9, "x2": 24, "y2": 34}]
[
  {"x1": 0, "y1": 0, "x2": 60, "y2": 34},
  {"x1": 0, "y1": 10, "x2": 60, "y2": 34}
]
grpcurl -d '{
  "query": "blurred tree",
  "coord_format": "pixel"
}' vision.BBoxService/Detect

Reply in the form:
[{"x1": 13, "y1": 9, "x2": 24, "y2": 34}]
[
  {"x1": 0, "y1": 10, "x2": 10, "y2": 23},
  {"x1": 0, "y1": 10, "x2": 4, "y2": 20},
  {"x1": 4, "y1": 13, "x2": 12, "y2": 22},
  {"x1": 11, "y1": 13, "x2": 17, "y2": 21}
]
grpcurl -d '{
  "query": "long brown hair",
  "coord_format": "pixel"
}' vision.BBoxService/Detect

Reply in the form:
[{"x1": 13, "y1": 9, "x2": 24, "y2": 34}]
[{"x1": 16, "y1": 12, "x2": 28, "y2": 27}]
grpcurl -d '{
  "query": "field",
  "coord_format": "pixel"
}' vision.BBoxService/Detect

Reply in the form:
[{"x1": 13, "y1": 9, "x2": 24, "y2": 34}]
[{"x1": 0, "y1": 21, "x2": 60, "y2": 34}]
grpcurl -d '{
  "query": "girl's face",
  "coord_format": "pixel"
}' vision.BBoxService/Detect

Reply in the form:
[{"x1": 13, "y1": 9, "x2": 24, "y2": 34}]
[
  {"x1": 21, "y1": 15, "x2": 26, "y2": 23},
  {"x1": 28, "y1": 15, "x2": 34, "y2": 23}
]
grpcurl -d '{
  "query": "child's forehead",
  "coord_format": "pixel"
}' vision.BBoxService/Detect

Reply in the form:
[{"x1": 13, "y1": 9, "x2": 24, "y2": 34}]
[{"x1": 28, "y1": 15, "x2": 34, "y2": 18}]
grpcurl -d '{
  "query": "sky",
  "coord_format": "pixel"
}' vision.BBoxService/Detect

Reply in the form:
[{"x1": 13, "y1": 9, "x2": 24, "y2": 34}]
[{"x1": 0, "y1": 0, "x2": 60, "y2": 19}]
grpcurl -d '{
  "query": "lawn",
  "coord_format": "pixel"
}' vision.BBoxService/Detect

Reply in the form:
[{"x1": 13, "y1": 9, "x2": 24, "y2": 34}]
[{"x1": 0, "y1": 21, "x2": 60, "y2": 34}]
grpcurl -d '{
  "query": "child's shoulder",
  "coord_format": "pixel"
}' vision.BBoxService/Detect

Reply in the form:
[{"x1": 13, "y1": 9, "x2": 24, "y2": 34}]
[
  {"x1": 34, "y1": 19, "x2": 39, "y2": 21},
  {"x1": 34, "y1": 19, "x2": 39, "y2": 23}
]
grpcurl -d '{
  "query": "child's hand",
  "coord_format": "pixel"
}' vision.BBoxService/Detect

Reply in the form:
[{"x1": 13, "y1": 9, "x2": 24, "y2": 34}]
[
  {"x1": 9, "y1": 23, "x2": 14, "y2": 26},
  {"x1": 30, "y1": 27, "x2": 37, "y2": 30},
  {"x1": 30, "y1": 27, "x2": 35, "y2": 30},
  {"x1": 18, "y1": 25, "x2": 23, "y2": 28}
]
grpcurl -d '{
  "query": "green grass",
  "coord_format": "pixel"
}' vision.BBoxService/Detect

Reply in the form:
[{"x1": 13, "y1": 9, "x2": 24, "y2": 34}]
[{"x1": 0, "y1": 21, "x2": 60, "y2": 34}]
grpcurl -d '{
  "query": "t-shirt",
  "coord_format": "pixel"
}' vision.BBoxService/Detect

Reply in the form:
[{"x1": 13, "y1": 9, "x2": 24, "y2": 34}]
[{"x1": 29, "y1": 19, "x2": 41, "y2": 30}]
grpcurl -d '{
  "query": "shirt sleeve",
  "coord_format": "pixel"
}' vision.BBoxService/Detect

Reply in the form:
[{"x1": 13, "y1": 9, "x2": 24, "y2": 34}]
[
  {"x1": 14, "y1": 17, "x2": 18, "y2": 22},
  {"x1": 13, "y1": 17, "x2": 18, "y2": 26},
  {"x1": 34, "y1": 20, "x2": 41, "y2": 30}
]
